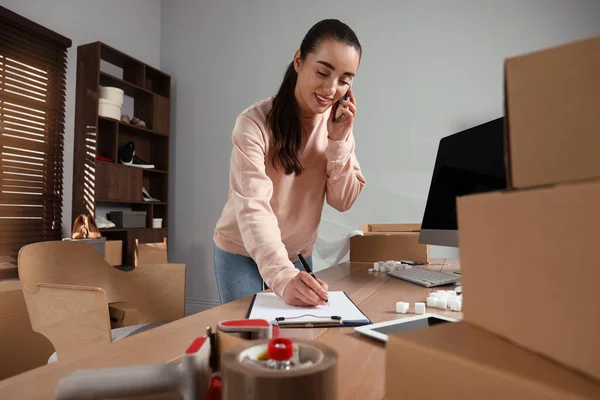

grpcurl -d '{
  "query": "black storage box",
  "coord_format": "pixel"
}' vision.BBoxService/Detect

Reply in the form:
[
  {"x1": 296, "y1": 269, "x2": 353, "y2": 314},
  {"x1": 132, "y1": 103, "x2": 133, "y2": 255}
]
[{"x1": 107, "y1": 211, "x2": 147, "y2": 229}]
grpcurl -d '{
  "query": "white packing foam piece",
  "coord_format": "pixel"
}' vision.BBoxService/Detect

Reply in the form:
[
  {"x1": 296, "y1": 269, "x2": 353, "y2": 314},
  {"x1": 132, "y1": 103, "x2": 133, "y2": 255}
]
[
  {"x1": 426, "y1": 297, "x2": 437, "y2": 308},
  {"x1": 447, "y1": 290, "x2": 457, "y2": 296},
  {"x1": 448, "y1": 299, "x2": 459, "y2": 310},
  {"x1": 374, "y1": 264, "x2": 380, "y2": 272},
  {"x1": 396, "y1": 301, "x2": 409, "y2": 314},
  {"x1": 368, "y1": 268, "x2": 375, "y2": 273},
  {"x1": 414, "y1": 302, "x2": 426, "y2": 315},
  {"x1": 449, "y1": 299, "x2": 462, "y2": 312},
  {"x1": 436, "y1": 299, "x2": 447, "y2": 309}
]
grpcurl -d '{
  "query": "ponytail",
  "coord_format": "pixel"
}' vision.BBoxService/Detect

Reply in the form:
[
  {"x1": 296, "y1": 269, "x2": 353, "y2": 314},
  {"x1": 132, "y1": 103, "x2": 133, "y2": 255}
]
[{"x1": 266, "y1": 62, "x2": 304, "y2": 176}]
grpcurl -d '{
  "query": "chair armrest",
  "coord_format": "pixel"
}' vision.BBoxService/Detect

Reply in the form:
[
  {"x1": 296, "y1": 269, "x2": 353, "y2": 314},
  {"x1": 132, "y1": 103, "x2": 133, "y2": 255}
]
[
  {"x1": 25, "y1": 283, "x2": 112, "y2": 361},
  {"x1": 108, "y1": 302, "x2": 140, "y2": 328}
]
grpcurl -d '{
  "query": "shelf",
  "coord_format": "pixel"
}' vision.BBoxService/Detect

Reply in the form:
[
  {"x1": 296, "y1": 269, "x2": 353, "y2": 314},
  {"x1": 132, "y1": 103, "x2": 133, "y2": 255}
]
[
  {"x1": 74, "y1": 41, "x2": 171, "y2": 269},
  {"x1": 99, "y1": 227, "x2": 168, "y2": 233},
  {"x1": 100, "y1": 71, "x2": 152, "y2": 98},
  {"x1": 98, "y1": 116, "x2": 168, "y2": 138},
  {"x1": 96, "y1": 159, "x2": 167, "y2": 175},
  {"x1": 118, "y1": 119, "x2": 168, "y2": 138},
  {"x1": 96, "y1": 198, "x2": 167, "y2": 205},
  {"x1": 143, "y1": 168, "x2": 168, "y2": 174}
]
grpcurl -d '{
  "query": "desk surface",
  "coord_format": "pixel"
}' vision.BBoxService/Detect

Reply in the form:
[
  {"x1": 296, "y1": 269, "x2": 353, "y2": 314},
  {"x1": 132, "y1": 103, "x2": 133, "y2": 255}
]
[{"x1": 0, "y1": 258, "x2": 462, "y2": 399}]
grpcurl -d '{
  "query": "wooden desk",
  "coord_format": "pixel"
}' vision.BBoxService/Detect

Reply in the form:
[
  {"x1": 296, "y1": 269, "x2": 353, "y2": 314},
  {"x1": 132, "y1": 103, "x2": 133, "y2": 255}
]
[{"x1": 0, "y1": 259, "x2": 462, "y2": 399}]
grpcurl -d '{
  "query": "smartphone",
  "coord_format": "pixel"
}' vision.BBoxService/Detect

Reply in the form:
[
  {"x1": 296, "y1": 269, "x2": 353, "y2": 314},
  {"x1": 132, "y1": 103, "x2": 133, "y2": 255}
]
[
  {"x1": 401, "y1": 260, "x2": 428, "y2": 266},
  {"x1": 334, "y1": 87, "x2": 350, "y2": 122}
]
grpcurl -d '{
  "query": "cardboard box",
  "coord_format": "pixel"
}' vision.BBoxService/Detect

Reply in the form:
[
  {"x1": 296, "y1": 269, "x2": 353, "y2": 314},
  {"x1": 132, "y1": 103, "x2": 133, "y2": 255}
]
[
  {"x1": 386, "y1": 321, "x2": 600, "y2": 399},
  {"x1": 504, "y1": 35, "x2": 600, "y2": 189},
  {"x1": 456, "y1": 179, "x2": 600, "y2": 382},
  {"x1": 105, "y1": 240, "x2": 123, "y2": 266},
  {"x1": 350, "y1": 224, "x2": 430, "y2": 263}
]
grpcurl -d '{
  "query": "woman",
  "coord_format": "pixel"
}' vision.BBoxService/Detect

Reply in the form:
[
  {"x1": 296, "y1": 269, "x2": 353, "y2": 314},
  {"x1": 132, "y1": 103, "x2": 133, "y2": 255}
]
[{"x1": 213, "y1": 19, "x2": 366, "y2": 306}]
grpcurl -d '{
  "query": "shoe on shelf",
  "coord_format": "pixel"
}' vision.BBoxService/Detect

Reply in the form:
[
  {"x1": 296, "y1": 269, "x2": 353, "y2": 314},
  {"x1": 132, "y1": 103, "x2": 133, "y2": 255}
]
[
  {"x1": 71, "y1": 214, "x2": 87, "y2": 239},
  {"x1": 119, "y1": 141, "x2": 155, "y2": 169},
  {"x1": 131, "y1": 117, "x2": 147, "y2": 129},
  {"x1": 84, "y1": 215, "x2": 102, "y2": 239},
  {"x1": 142, "y1": 186, "x2": 161, "y2": 202},
  {"x1": 95, "y1": 215, "x2": 116, "y2": 229}
]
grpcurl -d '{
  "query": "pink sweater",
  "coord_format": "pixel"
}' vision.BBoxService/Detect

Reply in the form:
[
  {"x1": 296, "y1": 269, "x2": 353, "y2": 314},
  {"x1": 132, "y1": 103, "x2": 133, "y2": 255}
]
[{"x1": 213, "y1": 97, "x2": 366, "y2": 297}]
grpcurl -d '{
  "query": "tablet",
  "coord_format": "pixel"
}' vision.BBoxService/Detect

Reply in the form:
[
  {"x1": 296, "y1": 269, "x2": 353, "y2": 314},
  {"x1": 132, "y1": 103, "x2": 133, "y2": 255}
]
[{"x1": 354, "y1": 314, "x2": 458, "y2": 342}]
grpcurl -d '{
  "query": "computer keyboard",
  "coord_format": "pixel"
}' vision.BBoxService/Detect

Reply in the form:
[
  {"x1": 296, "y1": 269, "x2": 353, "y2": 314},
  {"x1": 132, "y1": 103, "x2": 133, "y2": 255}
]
[{"x1": 387, "y1": 266, "x2": 460, "y2": 287}]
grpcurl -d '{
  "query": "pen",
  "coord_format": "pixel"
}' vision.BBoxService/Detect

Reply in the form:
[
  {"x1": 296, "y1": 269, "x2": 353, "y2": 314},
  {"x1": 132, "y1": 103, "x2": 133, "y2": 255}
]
[{"x1": 297, "y1": 252, "x2": 329, "y2": 306}]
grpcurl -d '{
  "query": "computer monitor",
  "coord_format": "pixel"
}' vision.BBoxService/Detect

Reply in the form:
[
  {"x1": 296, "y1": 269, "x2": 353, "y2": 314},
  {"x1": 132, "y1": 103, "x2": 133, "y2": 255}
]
[{"x1": 418, "y1": 117, "x2": 507, "y2": 247}]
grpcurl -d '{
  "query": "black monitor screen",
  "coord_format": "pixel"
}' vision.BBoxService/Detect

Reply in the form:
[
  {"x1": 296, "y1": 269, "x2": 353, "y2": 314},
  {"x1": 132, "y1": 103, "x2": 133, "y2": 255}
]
[{"x1": 421, "y1": 117, "x2": 507, "y2": 231}]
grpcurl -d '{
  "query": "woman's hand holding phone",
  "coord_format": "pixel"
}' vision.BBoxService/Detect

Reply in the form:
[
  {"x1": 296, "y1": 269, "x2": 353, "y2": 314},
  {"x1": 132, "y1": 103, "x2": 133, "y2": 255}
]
[{"x1": 327, "y1": 88, "x2": 356, "y2": 142}]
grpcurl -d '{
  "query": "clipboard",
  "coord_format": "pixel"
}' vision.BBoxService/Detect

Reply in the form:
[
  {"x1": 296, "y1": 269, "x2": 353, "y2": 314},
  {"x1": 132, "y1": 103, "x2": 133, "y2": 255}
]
[{"x1": 245, "y1": 291, "x2": 371, "y2": 328}]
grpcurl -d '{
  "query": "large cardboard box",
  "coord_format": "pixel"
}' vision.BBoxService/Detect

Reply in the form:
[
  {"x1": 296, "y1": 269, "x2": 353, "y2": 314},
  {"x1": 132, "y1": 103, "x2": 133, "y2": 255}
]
[
  {"x1": 504, "y1": 35, "x2": 600, "y2": 189},
  {"x1": 386, "y1": 321, "x2": 600, "y2": 399},
  {"x1": 350, "y1": 223, "x2": 430, "y2": 263},
  {"x1": 456, "y1": 179, "x2": 600, "y2": 383}
]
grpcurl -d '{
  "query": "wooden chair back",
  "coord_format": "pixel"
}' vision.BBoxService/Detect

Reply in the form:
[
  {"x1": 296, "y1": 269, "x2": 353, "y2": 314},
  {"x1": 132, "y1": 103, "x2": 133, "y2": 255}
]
[
  {"x1": 18, "y1": 240, "x2": 120, "y2": 299},
  {"x1": 134, "y1": 237, "x2": 168, "y2": 267},
  {"x1": 17, "y1": 241, "x2": 186, "y2": 359}
]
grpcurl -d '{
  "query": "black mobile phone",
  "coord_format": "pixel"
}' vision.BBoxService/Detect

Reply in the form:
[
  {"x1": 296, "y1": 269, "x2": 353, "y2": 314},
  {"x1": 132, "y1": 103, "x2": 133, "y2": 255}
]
[
  {"x1": 334, "y1": 89, "x2": 350, "y2": 122},
  {"x1": 401, "y1": 260, "x2": 428, "y2": 266}
]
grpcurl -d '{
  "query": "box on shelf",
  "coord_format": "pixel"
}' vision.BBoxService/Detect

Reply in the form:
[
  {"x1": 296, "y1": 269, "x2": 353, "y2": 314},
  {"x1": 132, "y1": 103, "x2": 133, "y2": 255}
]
[
  {"x1": 107, "y1": 211, "x2": 147, "y2": 229},
  {"x1": 350, "y1": 223, "x2": 429, "y2": 263},
  {"x1": 98, "y1": 98, "x2": 121, "y2": 120},
  {"x1": 62, "y1": 237, "x2": 106, "y2": 256},
  {"x1": 99, "y1": 86, "x2": 124, "y2": 106},
  {"x1": 504, "y1": 35, "x2": 600, "y2": 189},
  {"x1": 386, "y1": 322, "x2": 600, "y2": 399},
  {"x1": 456, "y1": 178, "x2": 600, "y2": 382}
]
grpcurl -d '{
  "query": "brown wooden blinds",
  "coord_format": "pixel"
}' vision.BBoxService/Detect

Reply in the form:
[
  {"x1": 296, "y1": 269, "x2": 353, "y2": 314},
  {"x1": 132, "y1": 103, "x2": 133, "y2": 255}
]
[{"x1": 0, "y1": 6, "x2": 71, "y2": 264}]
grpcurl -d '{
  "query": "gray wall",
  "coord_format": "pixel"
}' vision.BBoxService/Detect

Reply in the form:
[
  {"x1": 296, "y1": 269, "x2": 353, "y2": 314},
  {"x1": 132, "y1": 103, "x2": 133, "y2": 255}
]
[
  {"x1": 0, "y1": 0, "x2": 162, "y2": 238},
  {"x1": 160, "y1": 0, "x2": 600, "y2": 314}
]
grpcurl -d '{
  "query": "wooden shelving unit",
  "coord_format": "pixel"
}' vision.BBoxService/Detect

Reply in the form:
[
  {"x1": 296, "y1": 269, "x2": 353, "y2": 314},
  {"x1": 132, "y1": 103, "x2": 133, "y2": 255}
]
[{"x1": 72, "y1": 42, "x2": 171, "y2": 266}]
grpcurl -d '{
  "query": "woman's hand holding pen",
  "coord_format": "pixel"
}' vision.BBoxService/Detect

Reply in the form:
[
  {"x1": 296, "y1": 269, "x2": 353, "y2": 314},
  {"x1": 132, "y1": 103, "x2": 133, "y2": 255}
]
[
  {"x1": 327, "y1": 88, "x2": 356, "y2": 142},
  {"x1": 283, "y1": 272, "x2": 329, "y2": 307}
]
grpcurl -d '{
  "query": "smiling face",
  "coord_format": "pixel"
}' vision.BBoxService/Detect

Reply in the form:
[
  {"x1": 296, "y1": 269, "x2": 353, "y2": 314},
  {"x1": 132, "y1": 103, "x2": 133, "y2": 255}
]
[{"x1": 293, "y1": 39, "x2": 360, "y2": 118}]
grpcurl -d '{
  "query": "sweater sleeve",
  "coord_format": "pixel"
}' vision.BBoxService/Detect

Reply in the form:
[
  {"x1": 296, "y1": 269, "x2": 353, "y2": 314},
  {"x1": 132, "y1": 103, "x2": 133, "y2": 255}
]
[
  {"x1": 229, "y1": 114, "x2": 299, "y2": 297},
  {"x1": 325, "y1": 130, "x2": 366, "y2": 211}
]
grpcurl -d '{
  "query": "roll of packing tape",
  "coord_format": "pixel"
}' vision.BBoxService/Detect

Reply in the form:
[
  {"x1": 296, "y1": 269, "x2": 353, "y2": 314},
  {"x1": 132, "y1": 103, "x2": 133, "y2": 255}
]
[{"x1": 221, "y1": 338, "x2": 338, "y2": 400}]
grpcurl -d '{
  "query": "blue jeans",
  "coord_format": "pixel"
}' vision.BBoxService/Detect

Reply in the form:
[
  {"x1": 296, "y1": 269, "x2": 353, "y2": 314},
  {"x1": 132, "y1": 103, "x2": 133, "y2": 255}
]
[{"x1": 213, "y1": 243, "x2": 311, "y2": 304}]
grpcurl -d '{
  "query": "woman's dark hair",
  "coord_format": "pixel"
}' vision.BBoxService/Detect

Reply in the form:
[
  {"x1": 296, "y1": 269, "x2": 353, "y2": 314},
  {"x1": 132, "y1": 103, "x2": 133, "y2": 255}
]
[{"x1": 266, "y1": 19, "x2": 362, "y2": 176}]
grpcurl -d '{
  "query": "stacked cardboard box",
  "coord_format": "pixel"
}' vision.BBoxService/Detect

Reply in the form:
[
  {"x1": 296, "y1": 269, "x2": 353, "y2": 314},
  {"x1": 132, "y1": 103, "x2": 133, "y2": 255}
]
[
  {"x1": 350, "y1": 223, "x2": 430, "y2": 263},
  {"x1": 386, "y1": 35, "x2": 600, "y2": 398}
]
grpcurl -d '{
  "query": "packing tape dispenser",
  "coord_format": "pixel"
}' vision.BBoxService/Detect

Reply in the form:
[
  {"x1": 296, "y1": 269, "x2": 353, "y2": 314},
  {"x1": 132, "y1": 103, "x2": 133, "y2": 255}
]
[{"x1": 54, "y1": 318, "x2": 338, "y2": 400}]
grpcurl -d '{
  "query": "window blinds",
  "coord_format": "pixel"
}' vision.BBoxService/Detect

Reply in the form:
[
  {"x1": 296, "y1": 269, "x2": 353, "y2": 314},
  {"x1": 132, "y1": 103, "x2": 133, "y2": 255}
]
[{"x1": 0, "y1": 6, "x2": 71, "y2": 264}]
